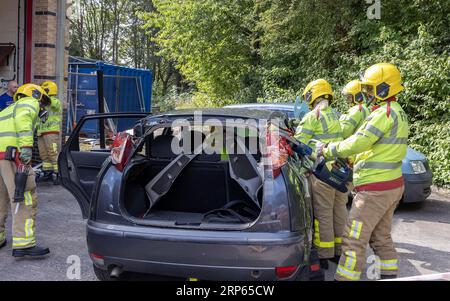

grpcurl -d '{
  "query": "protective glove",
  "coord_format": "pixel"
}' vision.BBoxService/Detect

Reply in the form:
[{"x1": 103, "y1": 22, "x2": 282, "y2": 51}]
[
  {"x1": 19, "y1": 148, "x2": 33, "y2": 165},
  {"x1": 315, "y1": 141, "x2": 326, "y2": 158}
]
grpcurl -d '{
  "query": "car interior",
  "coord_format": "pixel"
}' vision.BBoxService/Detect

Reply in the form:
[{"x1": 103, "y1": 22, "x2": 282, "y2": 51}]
[{"x1": 122, "y1": 125, "x2": 265, "y2": 227}]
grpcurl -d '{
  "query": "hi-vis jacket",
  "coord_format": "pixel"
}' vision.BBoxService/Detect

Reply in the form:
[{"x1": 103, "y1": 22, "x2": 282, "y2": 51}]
[
  {"x1": 340, "y1": 104, "x2": 370, "y2": 139},
  {"x1": 0, "y1": 96, "x2": 40, "y2": 153},
  {"x1": 37, "y1": 96, "x2": 61, "y2": 136},
  {"x1": 325, "y1": 100, "x2": 409, "y2": 188},
  {"x1": 295, "y1": 106, "x2": 344, "y2": 147}
]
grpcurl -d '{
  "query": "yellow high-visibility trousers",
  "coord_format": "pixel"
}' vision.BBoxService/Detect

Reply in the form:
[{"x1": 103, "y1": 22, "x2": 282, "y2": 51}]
[
  {"x1": 335, "y1": 186, "x2": 404, "y2": 281},
  {"x1": 38, "y1": 133, "x2": 60, "y2": 173},
  {"x1": 0, "y1": 160, "x2": 38, "y2": 249},
  {"x1": 310, "y1": 175, "x2": 349, "y2": 259}
]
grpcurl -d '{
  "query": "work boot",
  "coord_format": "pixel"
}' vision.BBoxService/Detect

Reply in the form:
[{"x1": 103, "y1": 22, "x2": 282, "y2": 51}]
[
  {"x1": 12, "y1": 246, "x2": 50, "y2": 258},
  {"x1": 380, "y1": 274, "x2": 398, "y2": 280},
  {"x1": 37, "y1": 171, "x2": 53, "y2": 183},
  {"x1": 320, "y1": 259, "x2": 329, "y2": 270},
  {"x1": 53, "y1": 173, "x2": 60, "y2": 185},
  {"x1": 0, "y1": 240, "x2": 6, "y2": 249}
]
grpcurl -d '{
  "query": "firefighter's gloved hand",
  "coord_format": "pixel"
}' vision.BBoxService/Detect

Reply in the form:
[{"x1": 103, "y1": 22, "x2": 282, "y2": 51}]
[
  {"x1": 315, "y1": 141, "x2": 326, "y2": 158},
  {"x1": 19, "y1": 148, "x2": 33, "y2": 165}
]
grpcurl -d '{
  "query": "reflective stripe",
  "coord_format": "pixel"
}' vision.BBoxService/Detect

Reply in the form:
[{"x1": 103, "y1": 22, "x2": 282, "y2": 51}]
[
  {"x1": 17, "y1": 131, "x2": 34, "y2": 138},
  {"x1": 334, "y1": 237, "x2": 343, "y2": 244},
  {"x1": 25, "y1": 191, "x2": 33, "y2": 206},
  {"x1": 0, "y1": 113, "x2": 13, "y2": 122},
  {"x1": 362, "y1": 108, "x2": 368, "y2": 120},
  {"x1": 313, "y1": 133, "x2": 343, "y2": 140},
  {"x1": 25, "y1": 219, "x2": 34, "y2": 238},
  {"x1": 390, "y1": 109, "x2": 399, "y2": 137},
  {"x1": 356, "y1": 132, "x2": 369, "y2": 138},
  {"x1": 378, "y1": 259, "x2": 398, "y2": 271},
  {"x1": 300, "y1": 128, "x2": 314, "y2": 136},
  {"x1": 355, "y1": 161, "x2": 402, "y2": 170},
  {"x1": 349, "y1": 220, "x2": 363, "y2": 240},
  {"x1": 314, "y1": 219, "x2": 335, "y2": 249},
  {"x1": 345, "y1": 117, "x2": 358, "y2": 127},
  {"x1": 12, "y1": 237, "x2": 36, "y2": 247},
  {"x1": 344, "y1": 251, "x2": 357, "y2": 270},
  {"x1": 42, "y1": 162, "x2": 53, "y2": 170},
  {"x1": 0, "y1": 131, "x2": 35, "y2": 138},
  {"x1": 336, "y1": 265, "x2": 361, "y2": 281},
  {"x1": 14, "y1": 103, "x2": 38, "y2": 114},
  {"x1": 330, "y1": 144, "x2": 339, "y2": 157},
  {"x1": 320, "y1": 116, "x2": 328, "y2": 132},
  {"x1": 365, "y1": 124, "x2": 384, "y2": 138},
  {"x1": 0, "y1": 132, "x2": 17, "y2": 137},
  {"x1": 376, "y1": 137, "x2": 408, "y2": 145}
]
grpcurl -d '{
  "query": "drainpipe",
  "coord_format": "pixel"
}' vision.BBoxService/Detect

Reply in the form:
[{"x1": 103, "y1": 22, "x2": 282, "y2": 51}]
[
  {"x1": 24, "y1": 0, "x2": 33, "y2": 83},
  {"x1": 56, "y1": 0, "x2": 66, "y2": 102}
]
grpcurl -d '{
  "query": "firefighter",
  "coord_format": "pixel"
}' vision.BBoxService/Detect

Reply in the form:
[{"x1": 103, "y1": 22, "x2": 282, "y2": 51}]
[
  {"x1": 295, "y1": 79, "x2": 348, "y2": 269},
  {"x1": 340, "y1": 80, "x2": 370, "y2": 139},
  {"x1": 0, "y1": 84, "x2": 51, "y2": 257},
  {"x1": 37, "y1": 81, "x2": 62, "y2": 185},
  {"x1": 320, "y1": 63, "x2": 409, "y2": 280}
]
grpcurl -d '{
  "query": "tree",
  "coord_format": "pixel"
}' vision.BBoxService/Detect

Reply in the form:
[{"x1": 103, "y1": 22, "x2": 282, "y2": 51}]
[{"x1": 142, "y1": 0, "x2": 262, "y2": 105}]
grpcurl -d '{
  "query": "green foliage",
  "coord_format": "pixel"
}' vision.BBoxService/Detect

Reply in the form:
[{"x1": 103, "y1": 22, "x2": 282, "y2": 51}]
[{"x1": 142, "y1": 0, "x2": 449, "y2": 186}]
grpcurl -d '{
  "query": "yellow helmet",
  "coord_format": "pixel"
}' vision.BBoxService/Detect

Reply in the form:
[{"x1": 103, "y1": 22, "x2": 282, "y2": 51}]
[
  {"x1": 343, "y1": 80, "x2": 366, "y2": 104},
  {"x1": 302, "y1": 79, "x2": 333, "y2": 108},
  {"x1": 14, "y1": 84, "x2": 51, "y2": 106},
  {"x1": 41, "y1": 81, "x2": 58, "y2": 96},
  {"x1": 360, "y1": 63, "x2": 404, "y2": 102}
]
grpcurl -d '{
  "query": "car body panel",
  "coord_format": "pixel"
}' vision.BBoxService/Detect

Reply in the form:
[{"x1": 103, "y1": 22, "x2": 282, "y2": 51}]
[
  {"x1": 59, "y1": 113, "x2": 149, "y2": 218},
  {"x1": 87, "y1": 221, "x2": 308, "y2": 281}
]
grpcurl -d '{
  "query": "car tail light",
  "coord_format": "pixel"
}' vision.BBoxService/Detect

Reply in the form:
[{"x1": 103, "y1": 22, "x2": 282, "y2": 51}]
[
  {"x1": 276, "y1": 266, "x2": 298, "y2": 279},
  {"x1": 266, "y1": 126, "x2": 293, "y2": 178},
  {"x1": 90, "y1": 253, "x2": 105, "y2": 267},
  {"x1": 310, "y1": 263, "x2": 321, "y2": 272},
  {"x1": 111, "y1": 132, "x2": 132, "y2": 172}
]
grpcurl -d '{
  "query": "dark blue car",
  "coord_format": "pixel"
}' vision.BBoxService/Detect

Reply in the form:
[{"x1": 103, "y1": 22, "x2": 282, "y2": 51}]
[{"x1": 225, "y1": 103, "x2": 433, "y2": 203}]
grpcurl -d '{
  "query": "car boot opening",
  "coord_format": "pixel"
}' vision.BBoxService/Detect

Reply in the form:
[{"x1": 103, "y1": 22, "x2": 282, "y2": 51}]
[{"x1": 121, "y1": 126, "x2": 264, "y2": 228}]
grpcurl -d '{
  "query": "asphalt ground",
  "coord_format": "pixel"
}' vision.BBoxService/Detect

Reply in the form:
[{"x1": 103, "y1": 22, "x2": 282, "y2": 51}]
[{"x1": 0, "y1": 183, "x2": 449, "y2": 281}]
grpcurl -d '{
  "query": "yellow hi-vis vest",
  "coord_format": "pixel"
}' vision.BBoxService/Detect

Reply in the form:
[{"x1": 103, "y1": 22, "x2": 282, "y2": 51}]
[
  {"x1": 295, "y1": 106, "x2": 344, "y2": 148},
  {"x1": 325, "y1": 101, "x2": 409, "y2": 187},
  {"x1": 0, "y1": 96, "x2": 40, "y2": 153},
  {"x1": 37, "y1": 96, "x2": 62, "y2": 136},
  {"x1": 340, "y1": 104, "x2": 370, "y2": 139}
]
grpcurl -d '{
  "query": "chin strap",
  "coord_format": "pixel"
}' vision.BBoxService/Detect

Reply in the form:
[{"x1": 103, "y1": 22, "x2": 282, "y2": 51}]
[{"x1": 386, "y1": 96, "x2": 396, "y2": 118}]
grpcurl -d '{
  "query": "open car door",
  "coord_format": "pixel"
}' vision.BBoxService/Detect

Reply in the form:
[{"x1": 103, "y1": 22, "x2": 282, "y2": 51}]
[{"x1": 59, "y1": 113, "x2": 148, "y2": 218}]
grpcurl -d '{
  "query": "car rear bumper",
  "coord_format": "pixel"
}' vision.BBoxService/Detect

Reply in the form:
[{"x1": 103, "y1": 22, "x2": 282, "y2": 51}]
[
  {"x1": 403, "y1": 172, "x2": 432, "y2": 203},
  {"x1": 87, "y1": 221, "x2": 310, "y2": 281}
]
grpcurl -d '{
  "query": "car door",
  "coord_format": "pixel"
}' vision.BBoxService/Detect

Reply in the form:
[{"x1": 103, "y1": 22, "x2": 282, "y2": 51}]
[{"x1": 58, "y1": 113, "x2": 148, "y2": 218}]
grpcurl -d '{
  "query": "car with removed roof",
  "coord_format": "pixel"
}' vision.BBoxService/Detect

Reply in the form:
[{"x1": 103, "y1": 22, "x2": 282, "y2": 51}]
[{"x1": 59, "y1": 109, "x2": 325, "y2": 281}]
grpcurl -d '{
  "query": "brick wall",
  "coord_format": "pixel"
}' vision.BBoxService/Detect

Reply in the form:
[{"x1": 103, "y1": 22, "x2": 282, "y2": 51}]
[
  {"x1": 32, "y1": 0, "x2": 70, "y2": 102},
  {"x1": 33, "y1": 0, "x2": 58, "y2": 83}
]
